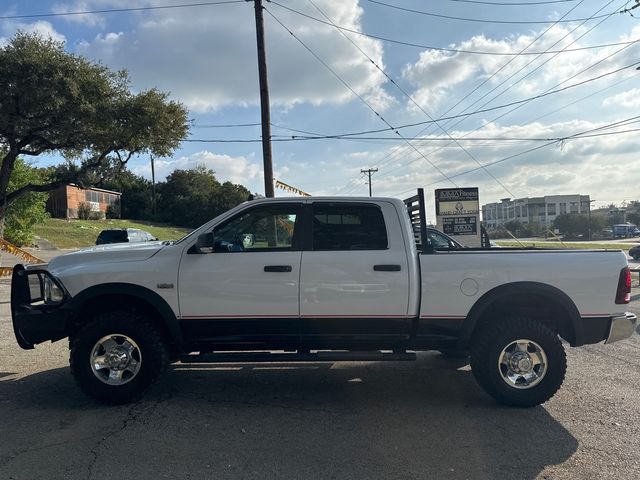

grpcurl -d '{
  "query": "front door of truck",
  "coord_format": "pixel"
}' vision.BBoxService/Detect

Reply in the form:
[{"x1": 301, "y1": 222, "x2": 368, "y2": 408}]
[
  {"x1": 178, "y1": 203, "x2": 303, "y2": 349},
  {"x1": 298, "y1": 201, "x2": 411, "y2": 349}
]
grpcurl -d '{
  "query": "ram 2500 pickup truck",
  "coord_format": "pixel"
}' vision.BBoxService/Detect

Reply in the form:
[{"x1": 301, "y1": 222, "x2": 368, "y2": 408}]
[{"x1": 11, "y1": 190, "x2": 637, "y2": 406}]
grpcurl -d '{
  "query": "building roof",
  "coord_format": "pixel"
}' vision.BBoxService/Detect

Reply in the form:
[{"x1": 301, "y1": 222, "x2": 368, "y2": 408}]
[{"x1": 68, "y1": 184, "x2": 121, "y2": 195}]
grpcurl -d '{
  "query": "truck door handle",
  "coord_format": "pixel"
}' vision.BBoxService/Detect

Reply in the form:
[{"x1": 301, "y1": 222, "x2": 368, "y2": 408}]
[
  {"x1": 373, "y1": 264, "x2": 401, "y2": 272},
  {"x1": 264, "y1": 265, "x2": 292, "y2": 273}
]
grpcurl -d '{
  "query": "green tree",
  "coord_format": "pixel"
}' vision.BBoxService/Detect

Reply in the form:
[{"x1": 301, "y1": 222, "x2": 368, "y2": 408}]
[
  {"x1": 625, "y1": 202, "x2": 640, "y2": 225},
  {"x1": 607, "y1": 208, "x2": 626, "y2": 226},
  {"x1": 553, "y1": 214, "x2": 606, "y2": 238},
  {"x1": 0, "y1": 32, "x2": 189, "y2": 237},
  {"x1": 157, "y1": 166, "x2": 251, "y2": 227},
  {"x1": 4, "y1": 159, "x2": 49, "y2": 246},
  {"x1": 102, "y1": 170, "x2": 154, "y2": 220}
]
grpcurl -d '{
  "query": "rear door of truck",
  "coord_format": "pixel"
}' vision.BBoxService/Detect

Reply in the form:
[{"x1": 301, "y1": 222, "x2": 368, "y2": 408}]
[{"x1": 298, "y1": 200, "x2": 412, "y2": 349}]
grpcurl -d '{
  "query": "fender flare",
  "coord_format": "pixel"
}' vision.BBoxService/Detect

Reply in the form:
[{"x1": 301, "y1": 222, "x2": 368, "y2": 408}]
[
  {"x1": 64, "y1": 283, "x2": 182, "y2": 346},
  {"x1": 457, "y1": 281, "x2": 583, "y2": 348}
]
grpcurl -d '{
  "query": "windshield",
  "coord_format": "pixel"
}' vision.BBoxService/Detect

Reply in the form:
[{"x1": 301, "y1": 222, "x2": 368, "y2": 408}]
[{"x1": 96, "y1": 230, "x2": 128, "y2": 244}]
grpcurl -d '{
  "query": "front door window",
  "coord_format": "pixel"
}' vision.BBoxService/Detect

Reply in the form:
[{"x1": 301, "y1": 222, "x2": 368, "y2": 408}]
[{"x1": 215, "y1": 207, "x2": 299, "y2": 252}]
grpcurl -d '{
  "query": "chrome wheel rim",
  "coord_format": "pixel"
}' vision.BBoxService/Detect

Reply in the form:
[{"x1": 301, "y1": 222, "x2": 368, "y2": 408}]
[
  {"x1": 90, "y1": 334, "x2": 142, "y2": 386},
  {"x1": 497, "y1": 339, "x2": 547, "y2": 389}
]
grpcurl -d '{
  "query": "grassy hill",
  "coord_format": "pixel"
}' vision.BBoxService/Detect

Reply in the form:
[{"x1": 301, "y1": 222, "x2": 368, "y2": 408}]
[{"x1": 34, "y1": 218, "x2": 191, "y2": 249}]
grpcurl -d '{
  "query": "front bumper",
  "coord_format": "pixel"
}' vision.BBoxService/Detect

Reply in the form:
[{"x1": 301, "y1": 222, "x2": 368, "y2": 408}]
[
  {"x1": 11, "y1": 264, "x2": 71, "y2": 349},
  {"x1": 605, "y1": 312, "x2": 637, "y2": 344}
]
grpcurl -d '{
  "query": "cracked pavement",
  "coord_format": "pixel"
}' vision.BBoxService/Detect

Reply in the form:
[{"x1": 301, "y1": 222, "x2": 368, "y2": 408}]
[{"x1": 1, "y1": 281, "x2": 639, "y2": 479}]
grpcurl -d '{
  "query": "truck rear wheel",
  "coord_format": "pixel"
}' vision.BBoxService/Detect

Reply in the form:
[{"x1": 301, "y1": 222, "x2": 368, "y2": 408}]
[
  {"x1": 70, "y1": 310, "x2": 169, "y2": 405},
  {"x1": 470, "y1": 317, "x2": 566, "y2": 407}
]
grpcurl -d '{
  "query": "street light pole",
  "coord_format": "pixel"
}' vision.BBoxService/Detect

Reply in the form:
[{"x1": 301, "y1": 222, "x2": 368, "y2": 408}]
[
  {"x1": 150, "y1": 154, "x2": 156, "y2": 216},
  {"x1": 588, "y1": 199, "x2": 595, "y2": 241}
]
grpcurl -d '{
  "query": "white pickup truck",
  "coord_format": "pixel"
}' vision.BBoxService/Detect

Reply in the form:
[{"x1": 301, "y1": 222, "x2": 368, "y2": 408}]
[{"x1": 11, "y1": 190, "x2": 637, "y2": 406}]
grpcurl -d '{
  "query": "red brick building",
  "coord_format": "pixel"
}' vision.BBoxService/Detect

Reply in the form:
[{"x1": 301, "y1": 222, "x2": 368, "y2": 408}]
[{"x1": 46, "y1": 184, "x2": 122, "y2": 219}]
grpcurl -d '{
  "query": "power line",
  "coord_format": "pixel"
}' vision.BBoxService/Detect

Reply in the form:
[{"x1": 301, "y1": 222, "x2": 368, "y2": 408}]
[
  {"x1": 0, "y1": 1, "x2": 246, "y2": 21},
  {"x1": 308, "y1": 0, "x2": 516, "y2": 197},
  {"x1": 365, "y1": 0, "x2": 617, "y2": 24},
  {"x1": 193, "y1": 123, "x2": 261, "y2": 128},
  {"x1": 405, "y1": 21, "x2": 637, "y2": 174},
  {"x1": 395, "y1": 0, "x2": 587, "y2": 153},
  {"x1": 270, "y1": 122, "x2": 327, "y2": 136},
  {"x1": 371, "y1": 1, "x2": 635, "y2": 185},
  {"x1": 269, "y1": 2, "x2": 637, "y2": 56},
  {"x1": 389, "y1": 114, "x2": 640, "y2": 197},
  {"x1": 183, "y1": 122, "x2": 640, "y2": 143},
  {"x1": 264, "y1": 6, "x2": 459, "y2": 188},
  {"x1": 437, "y1": 0, "x2": 622, "y2": 133},
  {"x1": 448, "y1": 0, "x2": 579, "y2": 4},
  {"x1": 270, "y1": 61, "x2": 640, "y2": 141},
  {"x1": 428, "y1": 117, "x2": 640, "y2": 181},
  {"x1": 313, "y1": 0, "x2": 616, "y2": 197},
  {"x1": 375, "y1": 0, "x2": 615, "y2": 180},
  {"x1": 527, "y1": 74, "x2": 636, "y2": 124}
]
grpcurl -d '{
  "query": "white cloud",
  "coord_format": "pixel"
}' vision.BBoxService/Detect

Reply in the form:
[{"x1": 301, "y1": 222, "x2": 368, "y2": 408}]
[
  {"x1": 0, "y1": 20, "x2": 66, "y2": 45},
  {"x1": 602, "y1": 88, "x2": 640, "y2": 108},
  {"x1": 74, "y1": 0, "x2": 393, "y2": 112},
  {"x1": 132, "y1": 150, "x2": 261, "y2": 186},
  {"x1": 402, "y1": 25, "x2": 640, "y2": 112},
  {"x1": 51, "y1": 2, "x2": 106, "y2": 27},
  {"x1": 361, "y1": 118, "x2": 640, "y2": 213}
]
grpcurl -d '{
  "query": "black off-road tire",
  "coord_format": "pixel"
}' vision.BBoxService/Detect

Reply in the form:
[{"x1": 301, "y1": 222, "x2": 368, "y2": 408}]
[
  {"x1": 470, "y1": 317, "x2": 566, "y2": 408},
  {"x1": 70, "y1": 310, "x2": 169, "y2": 405}
]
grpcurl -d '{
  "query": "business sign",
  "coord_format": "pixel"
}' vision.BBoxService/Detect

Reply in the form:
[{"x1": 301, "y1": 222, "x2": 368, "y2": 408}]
[
  {"x1": 442, "y1": 216, "x2": 477, "y2": 236},
  {"x1": 435, "y1": 187, "x2": 481, "y2": 247}
]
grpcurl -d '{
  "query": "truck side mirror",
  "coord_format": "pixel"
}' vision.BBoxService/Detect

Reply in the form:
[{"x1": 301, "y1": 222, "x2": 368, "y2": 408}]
[{"x1": 193, "y1": 232, "x2": 215, "y2": 254}]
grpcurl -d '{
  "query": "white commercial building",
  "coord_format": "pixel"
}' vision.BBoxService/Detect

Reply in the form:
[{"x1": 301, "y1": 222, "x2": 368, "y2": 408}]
[{"x1": 482, "y1": 194, "x2": 591, "y2": 229}]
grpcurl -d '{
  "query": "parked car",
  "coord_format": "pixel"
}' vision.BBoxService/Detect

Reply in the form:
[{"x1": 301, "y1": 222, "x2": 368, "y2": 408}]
[
  {"x1": 95, "y1": 228, "x2": 158, "y2": 245},
  {"x1": 426, "y1": 227, "x2": 462, "y2": 250},
  {"x1": 426, "y1": 228, "x2": 500, "y2": 249},
  {"x1": 629, "y1": 244, "x2": 640, "y2": 260},
  {"x1": 11, "y1": 191, "x2": 636, "y2": 407},
  {"x1": 613, "y1": 223, "x2": 638, "y2": 238}
]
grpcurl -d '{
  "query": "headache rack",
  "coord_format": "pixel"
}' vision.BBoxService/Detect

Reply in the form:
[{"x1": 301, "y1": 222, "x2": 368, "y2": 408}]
[
  {"x1": 403, "y1": 188, "x2": 430, "y2": 253},
  {"x1": 404, "y1": 188, "x2": 495, "y2": 251}
]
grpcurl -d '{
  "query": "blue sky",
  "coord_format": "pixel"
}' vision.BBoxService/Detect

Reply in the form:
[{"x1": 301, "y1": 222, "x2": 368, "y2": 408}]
[{"x1": 2, "y1": 0, "x2": 640, "y2": 215}]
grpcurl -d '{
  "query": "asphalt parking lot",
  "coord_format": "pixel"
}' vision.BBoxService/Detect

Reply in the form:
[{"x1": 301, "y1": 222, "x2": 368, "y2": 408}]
[{"x1": 0, "y1": 262, "x2": 639, "y2": 479}]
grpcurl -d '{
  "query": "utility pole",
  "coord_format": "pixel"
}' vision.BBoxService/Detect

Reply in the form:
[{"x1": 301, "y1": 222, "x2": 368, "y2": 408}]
[
  {"x1": 252, "y1": 0, "x2": 274, "y2": 198},
  {"x1": 361, "y1": 168, "x2": 378, "y2": 197},
  {"x1": 150, "y1": 154, "x2": 156, "y2": 215},
  {"x1": 588, "y1": 199, "x2": 595, "y2": 241}
]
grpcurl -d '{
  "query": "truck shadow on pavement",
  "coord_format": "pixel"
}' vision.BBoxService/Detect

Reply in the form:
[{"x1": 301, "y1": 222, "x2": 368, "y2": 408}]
[{"x1": 0, "y1": 352, "x2": 578, "y2": 480}]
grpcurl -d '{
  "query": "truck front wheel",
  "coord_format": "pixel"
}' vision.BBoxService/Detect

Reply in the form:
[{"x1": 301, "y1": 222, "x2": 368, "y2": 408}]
[
  {"x1": 70, "y1": 310, "x2": 169, "y2": 404},
  {"x1": 470, "y1": 317, "x2": 566, "y2": 407}
]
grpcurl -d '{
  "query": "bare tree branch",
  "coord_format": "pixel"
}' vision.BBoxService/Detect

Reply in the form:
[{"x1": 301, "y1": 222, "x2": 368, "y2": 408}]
[{"x1": 6, "y1": 179, "x2": 68, "y2": 204}]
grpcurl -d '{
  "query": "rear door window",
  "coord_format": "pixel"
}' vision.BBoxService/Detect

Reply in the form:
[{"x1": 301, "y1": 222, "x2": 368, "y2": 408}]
[{"x1": 312, "y1": 204, "x2": 388, "y2": 250}]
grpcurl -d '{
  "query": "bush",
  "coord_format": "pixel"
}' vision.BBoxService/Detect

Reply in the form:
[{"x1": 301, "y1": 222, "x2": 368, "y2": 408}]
[
  {"x1": 77, "y1": 202, "x2": 92, "y2": 220},
  {"x1": 106, "y1": 198, "x2": 121, "y2": 219}
]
